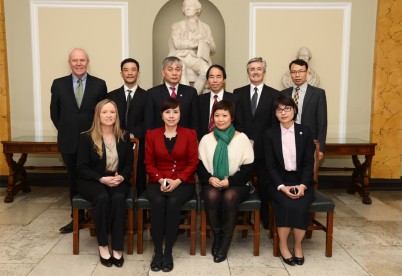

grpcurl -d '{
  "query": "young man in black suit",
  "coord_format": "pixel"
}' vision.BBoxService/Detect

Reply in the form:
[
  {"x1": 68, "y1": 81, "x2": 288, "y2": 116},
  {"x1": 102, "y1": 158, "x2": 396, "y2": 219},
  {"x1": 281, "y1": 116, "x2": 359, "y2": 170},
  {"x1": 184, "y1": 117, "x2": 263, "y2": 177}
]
[
  {"x1": 281, "y1": 59, "x2": 327, "y2": 160},
  {"x1": 50, "y1": 48, "x2": 107, "y2": 233},
  {"x1": 108, "y1": 58, "x2": 147, "y2": 195},
  {"x1": 145, "y1": 56, "x2": 199, "y2": 134},
  {"x1": 233, "y1": 57, "x2": 279, "y2": 229},
  {"x1": 198, "y1": 64, "x2": 243, "y2": 139}
]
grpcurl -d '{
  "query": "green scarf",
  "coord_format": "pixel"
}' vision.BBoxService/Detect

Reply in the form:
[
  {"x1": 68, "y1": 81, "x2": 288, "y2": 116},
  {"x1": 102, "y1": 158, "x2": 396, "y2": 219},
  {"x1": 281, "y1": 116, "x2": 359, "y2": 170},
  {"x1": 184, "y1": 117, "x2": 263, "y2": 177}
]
[{"x1": 213, "y1": 124, "x2": 235, "y2": 180}]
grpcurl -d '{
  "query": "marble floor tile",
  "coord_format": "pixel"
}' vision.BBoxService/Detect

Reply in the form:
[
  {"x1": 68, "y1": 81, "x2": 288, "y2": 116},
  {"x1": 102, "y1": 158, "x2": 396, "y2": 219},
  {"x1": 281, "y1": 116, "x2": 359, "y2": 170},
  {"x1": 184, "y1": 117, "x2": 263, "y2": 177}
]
[{"x1": 1, "y1": 187, "x2": 402, "y2": 276}]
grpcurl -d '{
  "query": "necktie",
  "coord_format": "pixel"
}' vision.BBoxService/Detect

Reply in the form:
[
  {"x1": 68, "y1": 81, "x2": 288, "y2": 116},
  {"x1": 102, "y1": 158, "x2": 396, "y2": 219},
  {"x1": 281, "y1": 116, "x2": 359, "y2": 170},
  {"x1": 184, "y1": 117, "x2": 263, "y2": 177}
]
[
  {"x1": 251, "y1": 87, "x2": 258, "y2": 116},
  {"x1": 170, "y1": 87, "x2": 177, "y2": 98},
  {"x1": 208, "y1": 95, "x2": 218, "y2": 132},
  {"x1": 125, "y1": 90, "x2": 132, "y2": 127},
  {"x1": 293, "y1": 87, "x2": 300, "y2": 105},
  {"x1": 75, "y1": 79, "x2": 83, "y2": 107}
]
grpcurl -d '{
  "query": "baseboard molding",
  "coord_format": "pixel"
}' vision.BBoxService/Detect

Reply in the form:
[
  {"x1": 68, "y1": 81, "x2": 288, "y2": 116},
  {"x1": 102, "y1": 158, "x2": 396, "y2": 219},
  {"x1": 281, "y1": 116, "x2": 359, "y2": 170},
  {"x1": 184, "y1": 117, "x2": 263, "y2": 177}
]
[{"x1": 1, "y1": 173, "x2": 401, "y2": 190}]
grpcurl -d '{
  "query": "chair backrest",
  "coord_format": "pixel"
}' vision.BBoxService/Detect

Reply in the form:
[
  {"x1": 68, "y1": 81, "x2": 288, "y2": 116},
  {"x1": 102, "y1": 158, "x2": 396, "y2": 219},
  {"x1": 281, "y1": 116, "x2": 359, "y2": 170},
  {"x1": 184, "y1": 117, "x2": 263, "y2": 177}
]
[
  {"x1": 313, "y1": 140, "x2": 320, "y2": 190},
  {"x1": 130, "y1": 137, "x2": 140, "y2": 188}
]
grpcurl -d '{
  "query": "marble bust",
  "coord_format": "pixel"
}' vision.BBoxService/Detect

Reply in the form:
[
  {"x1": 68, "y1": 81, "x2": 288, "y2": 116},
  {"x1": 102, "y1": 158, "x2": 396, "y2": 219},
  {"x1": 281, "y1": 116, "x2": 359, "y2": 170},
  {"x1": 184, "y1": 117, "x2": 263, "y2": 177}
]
[
  {"x1": 168, "y1": 0, "x2": 216, "y2": 94},
  {"x1": 282, "y1": 47, "x2": 320, "y2": 88}
]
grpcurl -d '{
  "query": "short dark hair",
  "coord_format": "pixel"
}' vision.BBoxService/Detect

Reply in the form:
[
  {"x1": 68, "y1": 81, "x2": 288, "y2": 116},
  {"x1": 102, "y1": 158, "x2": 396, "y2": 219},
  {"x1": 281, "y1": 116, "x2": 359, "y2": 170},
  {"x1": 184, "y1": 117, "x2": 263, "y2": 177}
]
[
  {"x1": 206, "y1": 64, "x2": 227, "y2": 79},
  {"x1": 212, "y1": 99, "x2": 235, "y2": 120},
  {"x1": 160, "y1": 98, "x2": 181, "y2": 113},
  {"x1": 288, "y1": 59, "x2": 308, "y2": 71},
  {"x1": 274, "y1": 94, "x2": 298, "y2": 121},
  {"x1": 120, "y1": 58, "x2": 140, "y2": 71}
]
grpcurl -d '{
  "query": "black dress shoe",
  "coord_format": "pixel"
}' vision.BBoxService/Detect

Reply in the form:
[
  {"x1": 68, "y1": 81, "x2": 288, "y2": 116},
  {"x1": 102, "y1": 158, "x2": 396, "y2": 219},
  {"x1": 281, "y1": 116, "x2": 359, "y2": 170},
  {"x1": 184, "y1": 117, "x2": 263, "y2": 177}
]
[
  {"x1": 100, "y1": 255, "x2": 113, "y2": 267},
  {"x1": 162, "y1": 254, "x2": 174, "y2": 272},
  {"x1": 294, "y1": 255, "x2": 304, "y2": 265},
  {"x1": 150, "y1": 253, "x2": 163, "y2": 272},
  {"x1": 112, "y1": 256, "x2": 124, "y2": 267},
  {"x1": 280, "y1": 253, "x2": 295, "y2": 266},
  {"x1": 59, "y1": 221, "x2": 73, "y2": 234}
]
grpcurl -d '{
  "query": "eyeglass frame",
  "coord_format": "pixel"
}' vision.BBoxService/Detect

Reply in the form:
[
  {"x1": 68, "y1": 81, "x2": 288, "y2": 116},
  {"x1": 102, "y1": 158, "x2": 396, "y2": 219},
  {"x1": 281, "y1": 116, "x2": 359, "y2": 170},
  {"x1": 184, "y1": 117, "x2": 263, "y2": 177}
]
[
  {"x1": 275, "y1": 106, "x2": 293, "y2": 113},
  {"x1": 290, "y1": 70, "x2": 307, "y2": 75}
]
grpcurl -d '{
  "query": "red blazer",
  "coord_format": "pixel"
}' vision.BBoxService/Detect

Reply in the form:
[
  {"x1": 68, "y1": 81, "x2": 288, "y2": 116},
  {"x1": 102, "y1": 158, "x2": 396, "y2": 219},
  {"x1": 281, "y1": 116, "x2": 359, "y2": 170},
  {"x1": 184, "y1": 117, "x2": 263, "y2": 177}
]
[{"x1": 145, "y1": 126, "x2": 198, "y2": 184}]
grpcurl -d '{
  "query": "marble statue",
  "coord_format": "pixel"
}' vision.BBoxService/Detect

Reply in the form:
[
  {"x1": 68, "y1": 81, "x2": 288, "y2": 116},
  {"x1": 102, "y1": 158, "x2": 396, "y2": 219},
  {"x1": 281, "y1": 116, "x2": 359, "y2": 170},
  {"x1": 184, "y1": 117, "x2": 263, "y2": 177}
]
[
  {"x1": 168, "y1": 0, "x2": 216, "y2": 94},
  {"x1": 282, "y1": 47, "x2": 320, "y2": 88}
]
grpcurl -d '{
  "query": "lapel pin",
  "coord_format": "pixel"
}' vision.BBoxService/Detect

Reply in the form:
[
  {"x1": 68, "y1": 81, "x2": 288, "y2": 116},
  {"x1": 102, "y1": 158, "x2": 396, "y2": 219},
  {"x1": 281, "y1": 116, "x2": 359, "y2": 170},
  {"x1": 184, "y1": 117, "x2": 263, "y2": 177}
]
[{"x1": 300, "y1": 132, "x2": 303, "y2": 135}]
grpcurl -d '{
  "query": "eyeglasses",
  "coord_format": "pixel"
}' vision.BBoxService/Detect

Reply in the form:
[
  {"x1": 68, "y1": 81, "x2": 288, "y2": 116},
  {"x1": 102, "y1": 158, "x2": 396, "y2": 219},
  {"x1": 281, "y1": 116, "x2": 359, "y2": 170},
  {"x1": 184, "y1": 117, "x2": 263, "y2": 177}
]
[
  {"x1": 275, "y1": 106, "x2": 292, "y2": 113},
  {"x1": 290, "y1": 70, "x2": 306, "y2": 75}
]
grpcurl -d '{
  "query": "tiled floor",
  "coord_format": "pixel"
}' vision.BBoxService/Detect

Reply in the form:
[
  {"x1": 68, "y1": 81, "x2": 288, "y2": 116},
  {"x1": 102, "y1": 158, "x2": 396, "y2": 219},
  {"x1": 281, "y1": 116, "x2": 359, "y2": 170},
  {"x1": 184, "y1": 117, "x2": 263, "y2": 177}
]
[{"x1": 0, "y1": 186, "x2": 401, "y2": 275}]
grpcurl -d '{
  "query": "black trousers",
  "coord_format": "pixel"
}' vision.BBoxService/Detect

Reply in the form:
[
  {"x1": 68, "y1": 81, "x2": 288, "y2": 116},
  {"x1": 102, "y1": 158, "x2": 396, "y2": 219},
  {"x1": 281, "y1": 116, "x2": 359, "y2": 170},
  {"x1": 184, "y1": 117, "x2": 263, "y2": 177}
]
[
  {"x1": 147, "y1": 182, "x2": 195, "y2": 255},
  {"x1": 61, "y1": 153, "x2": 85, "y2": 219},
  {"x1": 253, "y1": 158, "x2": 269, "y2": 223},
  {"x1": 78, "y1": 179, "x2": 129, "y2": 250}
]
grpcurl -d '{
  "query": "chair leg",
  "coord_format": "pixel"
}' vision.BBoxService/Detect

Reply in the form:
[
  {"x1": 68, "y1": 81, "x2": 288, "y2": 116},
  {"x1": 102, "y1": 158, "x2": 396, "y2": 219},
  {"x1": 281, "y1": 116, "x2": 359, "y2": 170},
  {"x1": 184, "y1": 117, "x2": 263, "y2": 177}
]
[
  {"x1": 190, "y1": 210, "x2": 196, "y2": 255},
  {"x1": 137, "y1": 209, "x2": 144, "y2": 254},
  {"x1": 326, "y1": 211, "x2": 334, "y2": 257},
  {"x1": 253, "y1": 210, "x2": 260, "y2": 256},
  {"x1": 242, "y1": 212, "x2": 250, "y2": 238},
  {"x1": 127, "y1": 209, "x2": 134, "y2": 255},
  {"x1": 200, "y1": 210, "x2": 207, "y2": 256},
  {"x1": 73, "y1": 208, "x2": 80, "y2": 255},
  {"x1": 306, "y1": 212, "x2": 315, "y2": 239}
]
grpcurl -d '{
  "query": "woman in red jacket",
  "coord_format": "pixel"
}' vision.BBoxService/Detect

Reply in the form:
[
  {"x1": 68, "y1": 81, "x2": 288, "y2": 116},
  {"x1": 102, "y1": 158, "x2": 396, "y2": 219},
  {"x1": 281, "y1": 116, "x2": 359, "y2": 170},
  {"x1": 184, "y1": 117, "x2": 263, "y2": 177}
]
[{"x1": 145, "y1": 98, "x2": 198, "y2": 272}]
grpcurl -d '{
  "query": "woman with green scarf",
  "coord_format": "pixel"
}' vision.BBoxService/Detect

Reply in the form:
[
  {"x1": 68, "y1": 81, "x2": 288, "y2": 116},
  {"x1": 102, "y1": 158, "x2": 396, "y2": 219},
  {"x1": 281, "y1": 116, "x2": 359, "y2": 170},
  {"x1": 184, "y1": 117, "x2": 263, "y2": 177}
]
[{"x1": 198, "y1": 100, "x2": 254, "y2": 263}]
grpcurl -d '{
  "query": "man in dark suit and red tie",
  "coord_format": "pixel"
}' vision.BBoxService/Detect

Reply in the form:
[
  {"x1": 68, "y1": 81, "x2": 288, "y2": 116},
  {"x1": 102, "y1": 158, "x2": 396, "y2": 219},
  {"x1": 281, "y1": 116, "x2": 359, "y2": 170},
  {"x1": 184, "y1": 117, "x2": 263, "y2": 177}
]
[
  {"x1": 108, "y1": 58, "x2": 147, "y2": 195},
  {"x1": 145, "y1": 56, "x2": 200, "y2": 134},
  {"x1": 50, "y1": 48, "x2": 107, "y2": 233},
  {"x1": 198, "y1": 64, "x2": 243, "y2": 138},
  {"x1": 233, "y1": 57, "x2": 279, "y2": 229},
  {"x1": 281, "y1": 59, "x2": 327, "y2": 160}
]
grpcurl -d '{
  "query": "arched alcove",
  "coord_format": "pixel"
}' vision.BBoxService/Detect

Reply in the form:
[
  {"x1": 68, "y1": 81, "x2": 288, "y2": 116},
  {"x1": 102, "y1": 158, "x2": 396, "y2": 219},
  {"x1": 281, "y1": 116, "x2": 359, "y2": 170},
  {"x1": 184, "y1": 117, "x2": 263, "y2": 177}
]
[{"x1": 153, "y1": 0, "x2": 225, "y2": 86}]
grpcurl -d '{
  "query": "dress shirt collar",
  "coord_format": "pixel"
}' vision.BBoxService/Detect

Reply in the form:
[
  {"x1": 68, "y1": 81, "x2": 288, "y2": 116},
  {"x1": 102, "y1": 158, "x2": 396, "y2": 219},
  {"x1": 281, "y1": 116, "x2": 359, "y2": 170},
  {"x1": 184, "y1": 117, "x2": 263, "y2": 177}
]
[
  {"x1": 124, "y1": 84, "x2": 138, "y2": 95},
  {"x1": 72, "y1": 73, "x2": 87, "y2": 84},
  {"x1": 280, "y1": 122, "x2": 295, "y2": 135},
  {"x1": 251, "y1": 83, "x2": 264, "y2": 93},
  {"x1": 165, "y1": 83, "x2": 179, "y2": 95},
  {"x1": 293, "y1": 82, "x2": 307, "y2": 92},
  {"x1": 210, "y1": 90, "x2": 224, "y2": 101}
]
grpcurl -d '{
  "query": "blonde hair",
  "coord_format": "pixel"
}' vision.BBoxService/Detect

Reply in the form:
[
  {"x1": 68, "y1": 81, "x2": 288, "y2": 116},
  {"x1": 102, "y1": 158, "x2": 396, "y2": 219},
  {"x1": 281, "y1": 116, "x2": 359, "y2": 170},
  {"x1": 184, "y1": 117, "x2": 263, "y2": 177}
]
[{"x1": 87, "y1": 99, "x2": 125, "y2": 158}]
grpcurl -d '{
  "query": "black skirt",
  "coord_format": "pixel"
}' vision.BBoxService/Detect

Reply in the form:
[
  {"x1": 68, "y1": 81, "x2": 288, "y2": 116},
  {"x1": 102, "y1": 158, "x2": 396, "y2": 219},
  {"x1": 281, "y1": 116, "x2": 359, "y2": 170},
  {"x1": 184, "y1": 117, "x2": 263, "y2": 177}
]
[{"x1": 268, "y1": 171, "x2": 313, "y2": 230}]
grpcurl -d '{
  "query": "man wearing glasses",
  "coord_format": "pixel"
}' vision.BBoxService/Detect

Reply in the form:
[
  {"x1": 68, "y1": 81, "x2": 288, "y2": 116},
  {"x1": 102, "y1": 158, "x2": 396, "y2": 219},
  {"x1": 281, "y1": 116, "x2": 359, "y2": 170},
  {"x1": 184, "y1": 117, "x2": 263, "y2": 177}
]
[{"x1": 281, "y1": 59, "x2": 327, "y2": 160}]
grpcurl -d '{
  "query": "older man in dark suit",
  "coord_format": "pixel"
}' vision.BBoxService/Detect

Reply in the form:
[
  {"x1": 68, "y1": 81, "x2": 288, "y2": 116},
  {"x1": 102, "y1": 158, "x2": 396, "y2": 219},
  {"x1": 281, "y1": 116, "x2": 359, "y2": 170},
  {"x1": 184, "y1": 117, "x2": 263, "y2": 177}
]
[
  {"x1": 108, "y1": 58, "x2": 147, "y2": 195},
  {"x1": 50, "y1": 48, "x2": 107, "y2": 233},
  {"x1": 281, "y1": 59, "x2": 327, "y2": 160},
  {"x1": 198, "y1": 64, "x2": 243, "y2": 139},
  {"x1": 145, "y1": 56, "x2": 199, "y2": 133},
  {"x1": 233, "y1": 57, "x2": 279, "y2": 229}
]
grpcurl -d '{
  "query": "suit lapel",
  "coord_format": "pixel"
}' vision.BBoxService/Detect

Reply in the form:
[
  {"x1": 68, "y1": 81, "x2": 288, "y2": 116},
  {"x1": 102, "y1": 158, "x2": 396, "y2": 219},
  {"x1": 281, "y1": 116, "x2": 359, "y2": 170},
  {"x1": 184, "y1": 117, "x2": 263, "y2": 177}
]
[
  {"x1": 294, "y1": 124, "x2": 303, "y2": 168},
  {"x1": 302, "y1": 85, "x2": 313, "y2": 115},
  {"x1": 273, "y1": 126, "x2": 285, "y2": 169},
  {"x1": 66, "y1": 75, "x2": 79, "y2": 110},
  {"x1": 242, "y1": 85, "x2": 254, "y2": 117}
]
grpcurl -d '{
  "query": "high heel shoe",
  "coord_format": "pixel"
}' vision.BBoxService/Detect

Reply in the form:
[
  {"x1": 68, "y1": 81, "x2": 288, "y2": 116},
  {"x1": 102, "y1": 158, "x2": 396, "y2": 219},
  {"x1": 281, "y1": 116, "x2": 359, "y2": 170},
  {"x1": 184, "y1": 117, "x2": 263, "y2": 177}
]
[
  {"x1": 99, "y1": 255, "x2": 113, "y2": 267},
  {"x1": 293, "y1": 249, "x2": 305, "y2": 265},
  {"x1": 280, "y1": 253, "x2": 295, "y2": 266},
  {"x1": 112, "y1": 255, "x2": 124, "y2": 267},
  {"x1": 150, "y1": 252, "x2": 163, "y2": 272},
  {"x1": 162, "y1": 253, "x2": 174, "y2": 272}
]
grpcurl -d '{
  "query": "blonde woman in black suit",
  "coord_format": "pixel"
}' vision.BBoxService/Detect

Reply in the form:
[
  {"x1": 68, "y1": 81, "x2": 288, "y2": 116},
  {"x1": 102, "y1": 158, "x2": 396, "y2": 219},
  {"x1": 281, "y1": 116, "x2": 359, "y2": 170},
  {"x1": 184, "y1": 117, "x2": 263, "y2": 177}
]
[{"x1": 77, "y1": 99, "x2": 133, "y2": 268}]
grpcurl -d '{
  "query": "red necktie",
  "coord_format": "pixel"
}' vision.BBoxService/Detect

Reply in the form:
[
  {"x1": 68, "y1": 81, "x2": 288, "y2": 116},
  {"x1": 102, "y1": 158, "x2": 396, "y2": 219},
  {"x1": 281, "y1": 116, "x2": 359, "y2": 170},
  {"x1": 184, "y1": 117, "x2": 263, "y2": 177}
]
[
  {"x1": 170, "y1": 87, "x2": 177, "y2": 98},
  {"x1": 208, "y1": 95, "x2": 218, "y2": 132}
]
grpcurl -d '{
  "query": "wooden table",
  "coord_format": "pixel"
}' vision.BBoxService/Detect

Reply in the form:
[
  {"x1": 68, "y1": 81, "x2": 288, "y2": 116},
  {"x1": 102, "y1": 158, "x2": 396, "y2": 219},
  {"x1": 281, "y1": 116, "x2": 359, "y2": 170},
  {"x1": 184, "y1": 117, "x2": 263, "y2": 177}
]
[
  {"x1": 322, "y1": 138, "x2": 377, "y2": 205},
  {"x1": 1, "y1": 136, "x2": 63, "y2": 203}
]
